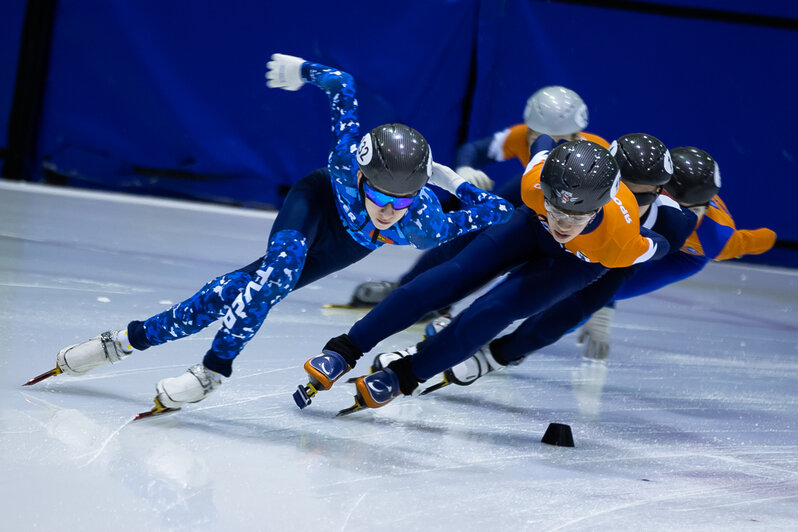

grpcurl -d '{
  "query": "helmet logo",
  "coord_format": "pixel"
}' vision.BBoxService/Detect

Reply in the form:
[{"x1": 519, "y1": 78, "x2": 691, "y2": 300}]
[
  {"x1": 555, "y1": 189, "x2": 578, "y2": 204},
  {"x1": 357, "y1": 134, "x2": 374, "y2": 166},
  {"x1": 575, "y1": 103, "x2": 588, "y2": 130},
  {"x1": 664, "y1": 150, "x2": 674, "y2": 174}
]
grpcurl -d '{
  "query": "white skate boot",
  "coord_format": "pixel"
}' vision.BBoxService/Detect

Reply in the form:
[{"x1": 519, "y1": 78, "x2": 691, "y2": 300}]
[
  {"x1": 421, "y1": 344, "x2": 505, "y2": 395},
  {"x1": 370, "y1": 344, "x2": 418, "y2": 373},
  {"x1": 25, "y1": 330, "x2": 133, "y2": 386},
  {"x1": 155, "y1": 364, "x2": 222, "y2": 409},
  {"x1": 57, "y1": 330, "x2": 133, "y2": 376}
]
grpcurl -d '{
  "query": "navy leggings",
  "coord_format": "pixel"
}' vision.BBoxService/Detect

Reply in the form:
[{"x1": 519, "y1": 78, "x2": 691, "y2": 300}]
[
  {"x1": 399, "y1": 172, "x2": 524, "y2": 286},
  {"x1": 348, "y1": 207, "x2": 607, "y2": 380}
]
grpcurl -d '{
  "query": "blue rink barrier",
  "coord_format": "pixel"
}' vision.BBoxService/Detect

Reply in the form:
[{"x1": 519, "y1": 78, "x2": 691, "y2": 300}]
[{"x1": 2, "y1": 0, "x2": 797, "y2": 265}]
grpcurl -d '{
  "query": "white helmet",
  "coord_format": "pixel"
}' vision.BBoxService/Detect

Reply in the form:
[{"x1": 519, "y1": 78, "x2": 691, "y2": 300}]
[{"x1": 523, "y1": 86, "x2": 588, "y2": 136}]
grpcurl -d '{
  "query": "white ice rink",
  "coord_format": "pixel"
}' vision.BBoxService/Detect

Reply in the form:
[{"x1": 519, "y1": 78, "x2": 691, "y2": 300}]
[{"x1": 1, "y1": 180, "x2": 797, "y2": 531}]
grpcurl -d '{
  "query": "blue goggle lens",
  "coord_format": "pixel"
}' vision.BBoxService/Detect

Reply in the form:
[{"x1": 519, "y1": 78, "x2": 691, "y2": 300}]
[{"x1": 363, "y1": 182, "x2": 417, "y2": 210}]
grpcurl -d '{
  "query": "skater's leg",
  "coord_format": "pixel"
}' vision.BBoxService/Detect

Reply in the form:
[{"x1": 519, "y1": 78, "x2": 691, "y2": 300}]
[
  {"x1": 348, "y1": 207, "x2": 543, "y2": 353},
  {"x1": 489, "y1": 266, "x2": 636, "y2": 364},
  {"x1": 352, "y1": 255, "x2": 606, "y2": 408},
  {"x1": 398, "y1": 231, "x2": 480, "y2": 286},
  {"x1": 201, "y1": 229, "x2": 308, "y2": 376},
  {"x1": 409, "y1": 255, "x2": 606, "y2": 383}
]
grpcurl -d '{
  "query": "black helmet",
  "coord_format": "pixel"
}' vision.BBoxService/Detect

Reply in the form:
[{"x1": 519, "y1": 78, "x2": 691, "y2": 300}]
[
  {"x1": 665, "y1": 147, "x2": 721, "y2": 205},
  {"x1": 610, "y1": 133, "x2": 673, "y2": 206},
  {"x1": 540, "y1": 140, "x2": 620, "y2": 213},
  {"x1": 356, "y1": 124, "x2": 432, "y2": 195}
]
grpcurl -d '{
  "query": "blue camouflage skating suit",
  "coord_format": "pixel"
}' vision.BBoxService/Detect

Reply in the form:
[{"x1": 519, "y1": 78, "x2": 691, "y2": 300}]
[{"x1": 126, "y1": 62, "x2": 512, "y2": 377}]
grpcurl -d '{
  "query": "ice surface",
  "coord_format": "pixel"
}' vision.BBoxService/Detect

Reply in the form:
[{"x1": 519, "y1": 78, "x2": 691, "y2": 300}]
[{"x1": 1, "y1": 181, "x2": 797, "y2": 531}]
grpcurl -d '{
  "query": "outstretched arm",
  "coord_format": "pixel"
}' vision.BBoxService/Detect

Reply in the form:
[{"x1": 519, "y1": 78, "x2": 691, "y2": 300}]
[
  {"x1": 266, "y1": 54, "x2": 359, "y2": 188},
  {"x1": 715, "y1": 227, "x2": 777, "y2": 261},
  {"x1": 402, "y1": 163, "x2": 513, "y2": 249}
]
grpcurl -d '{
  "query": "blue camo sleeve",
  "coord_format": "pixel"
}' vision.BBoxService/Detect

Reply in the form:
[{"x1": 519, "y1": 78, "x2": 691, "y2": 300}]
[
  {"x1": 400, "y1": 183, "x2": 513, "y2": 250},
  {"x1": 301, "y1": 62, "x2": 359, "y2": 189}
]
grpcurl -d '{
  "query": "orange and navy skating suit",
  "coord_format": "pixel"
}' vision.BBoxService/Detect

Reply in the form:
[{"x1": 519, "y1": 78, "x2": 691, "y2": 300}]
[
  {"x1": 614, "y1": 195, "x2": 776, "y2": 299},
  {"x1": 348, "y1": 149, "x2": 671, "y2": 381}
]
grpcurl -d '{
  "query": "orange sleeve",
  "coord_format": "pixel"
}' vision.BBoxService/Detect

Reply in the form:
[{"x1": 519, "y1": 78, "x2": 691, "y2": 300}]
[
  {"x1": 715, "y1": 228, "x2": 777, "y2": 261},
  {"x1": 502, "y1": 124, "x2": 532, "y2": 166}
]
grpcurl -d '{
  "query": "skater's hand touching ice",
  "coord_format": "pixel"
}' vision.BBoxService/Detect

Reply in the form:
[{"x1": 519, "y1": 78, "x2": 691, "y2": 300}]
[{"x1": 266, "y1": 53, "x2": 305, "y2": 91}]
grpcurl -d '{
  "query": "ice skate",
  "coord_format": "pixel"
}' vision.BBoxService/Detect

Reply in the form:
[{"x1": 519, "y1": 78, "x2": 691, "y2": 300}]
[
  {"x1": 294, "y1": 334, "x2": 362, "y2": 409},
  {"x1": 423, "y1": 315, "x2": 451, "y2": 339},
  {"x1": 421, "y1": 344, "x2": 504, "y2": 395},
  {"x1": 337, "y1": 368, "x2": 402, "y2": 416},
  {"x1": 344, "y1": 344, "x2": 417, "y2": 384},
  {"x1": 24, "y1": 330, "x2": 132, "y2": 386},
  {"x1": 349, "y1": 280, "x2": 397, "y2": 307},
  {"x1": 135, "y1": 364, "x2": 222, "y2": 419},
  {"x1": 294, "y1": 351, "x2": 351, "y2": 409},
  {"x1": 370, "y1": 344, "x2": 417, "y2": 374}
]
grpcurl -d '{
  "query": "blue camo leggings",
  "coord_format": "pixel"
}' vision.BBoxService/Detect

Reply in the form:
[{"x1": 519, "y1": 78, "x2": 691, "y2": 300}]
[
  {"x1": 127, "y1": 169, "x2": 373, "y2": 377},
  {"x1": 139, "y1": 229, "x2": 308, "y2": 376}
]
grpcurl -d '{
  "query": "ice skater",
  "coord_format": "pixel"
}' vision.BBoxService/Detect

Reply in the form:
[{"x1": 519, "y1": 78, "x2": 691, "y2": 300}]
[
  {"x1": 351, "y1": 85, "x2": 610, "y2": 308},
  {"x1": 376, "y1": 133, "x2": 695, "y2": 389},
  {"x1": 300, "y1": 138, "x2": 675, "y2": 414},
  {"x1": 25, "y1": 54, "x2": 512, "y2": 417},
  {"x1": 392, "y1": 144, "x2": 777, "y2": 393},
  {"x1": 575, "y1": 146, "x2": 777, "y2": 358}
]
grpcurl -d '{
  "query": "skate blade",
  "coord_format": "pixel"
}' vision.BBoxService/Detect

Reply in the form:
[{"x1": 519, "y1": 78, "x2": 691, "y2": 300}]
[
  {"x1": 23, "y1": 367, "x2": 63, "y2": 386},
  {"x1": 336, "y1": 396, "x2": 365, "y2": 417},
  {"x1": 134, "y1": 397, "x2": 180, "y2": 420},
  {"x1": 419, "y1": 379, "x2": 450, "y2": 395}
]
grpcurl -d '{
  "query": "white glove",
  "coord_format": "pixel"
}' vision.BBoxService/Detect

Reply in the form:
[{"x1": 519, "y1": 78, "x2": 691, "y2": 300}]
[
  {"x1": 455, "y1": 166, "x2": 495, "y2": 191},
  {"x1": 265, "y1": 53, "x2": 305, "y2": 91},
  {"x1": 577, "y1": 306, "x2": 614, "y2": 360},
  {"x1": 429, "y1": 162, "x2": 466, "y2": 194}
]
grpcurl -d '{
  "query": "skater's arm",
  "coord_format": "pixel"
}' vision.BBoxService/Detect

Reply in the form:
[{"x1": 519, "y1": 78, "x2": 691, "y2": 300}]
[
  {"x1": 401, "y1": 163, "x2": 512, "y2": 249},
  {"x1": 300, "y1": 62, "x2": 360, "y2": 187},
  {"x1": 714, "y1": 227, "x2": 777, "y2": 261},
  {"x1": 613, "y1": 251, "x2": 708, "y2": 300},
  {"x1": 266, "y1": 54, "x2": 360, "y2": 189}
]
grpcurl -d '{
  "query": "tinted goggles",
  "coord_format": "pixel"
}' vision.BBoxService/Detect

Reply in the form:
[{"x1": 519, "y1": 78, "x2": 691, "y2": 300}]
[
  {"x1": 544, "y1": 199, "x2": 596, "y2": 225},
  {"x1": 363, "y1": 181, "x2": 417, "y2": 210}
]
